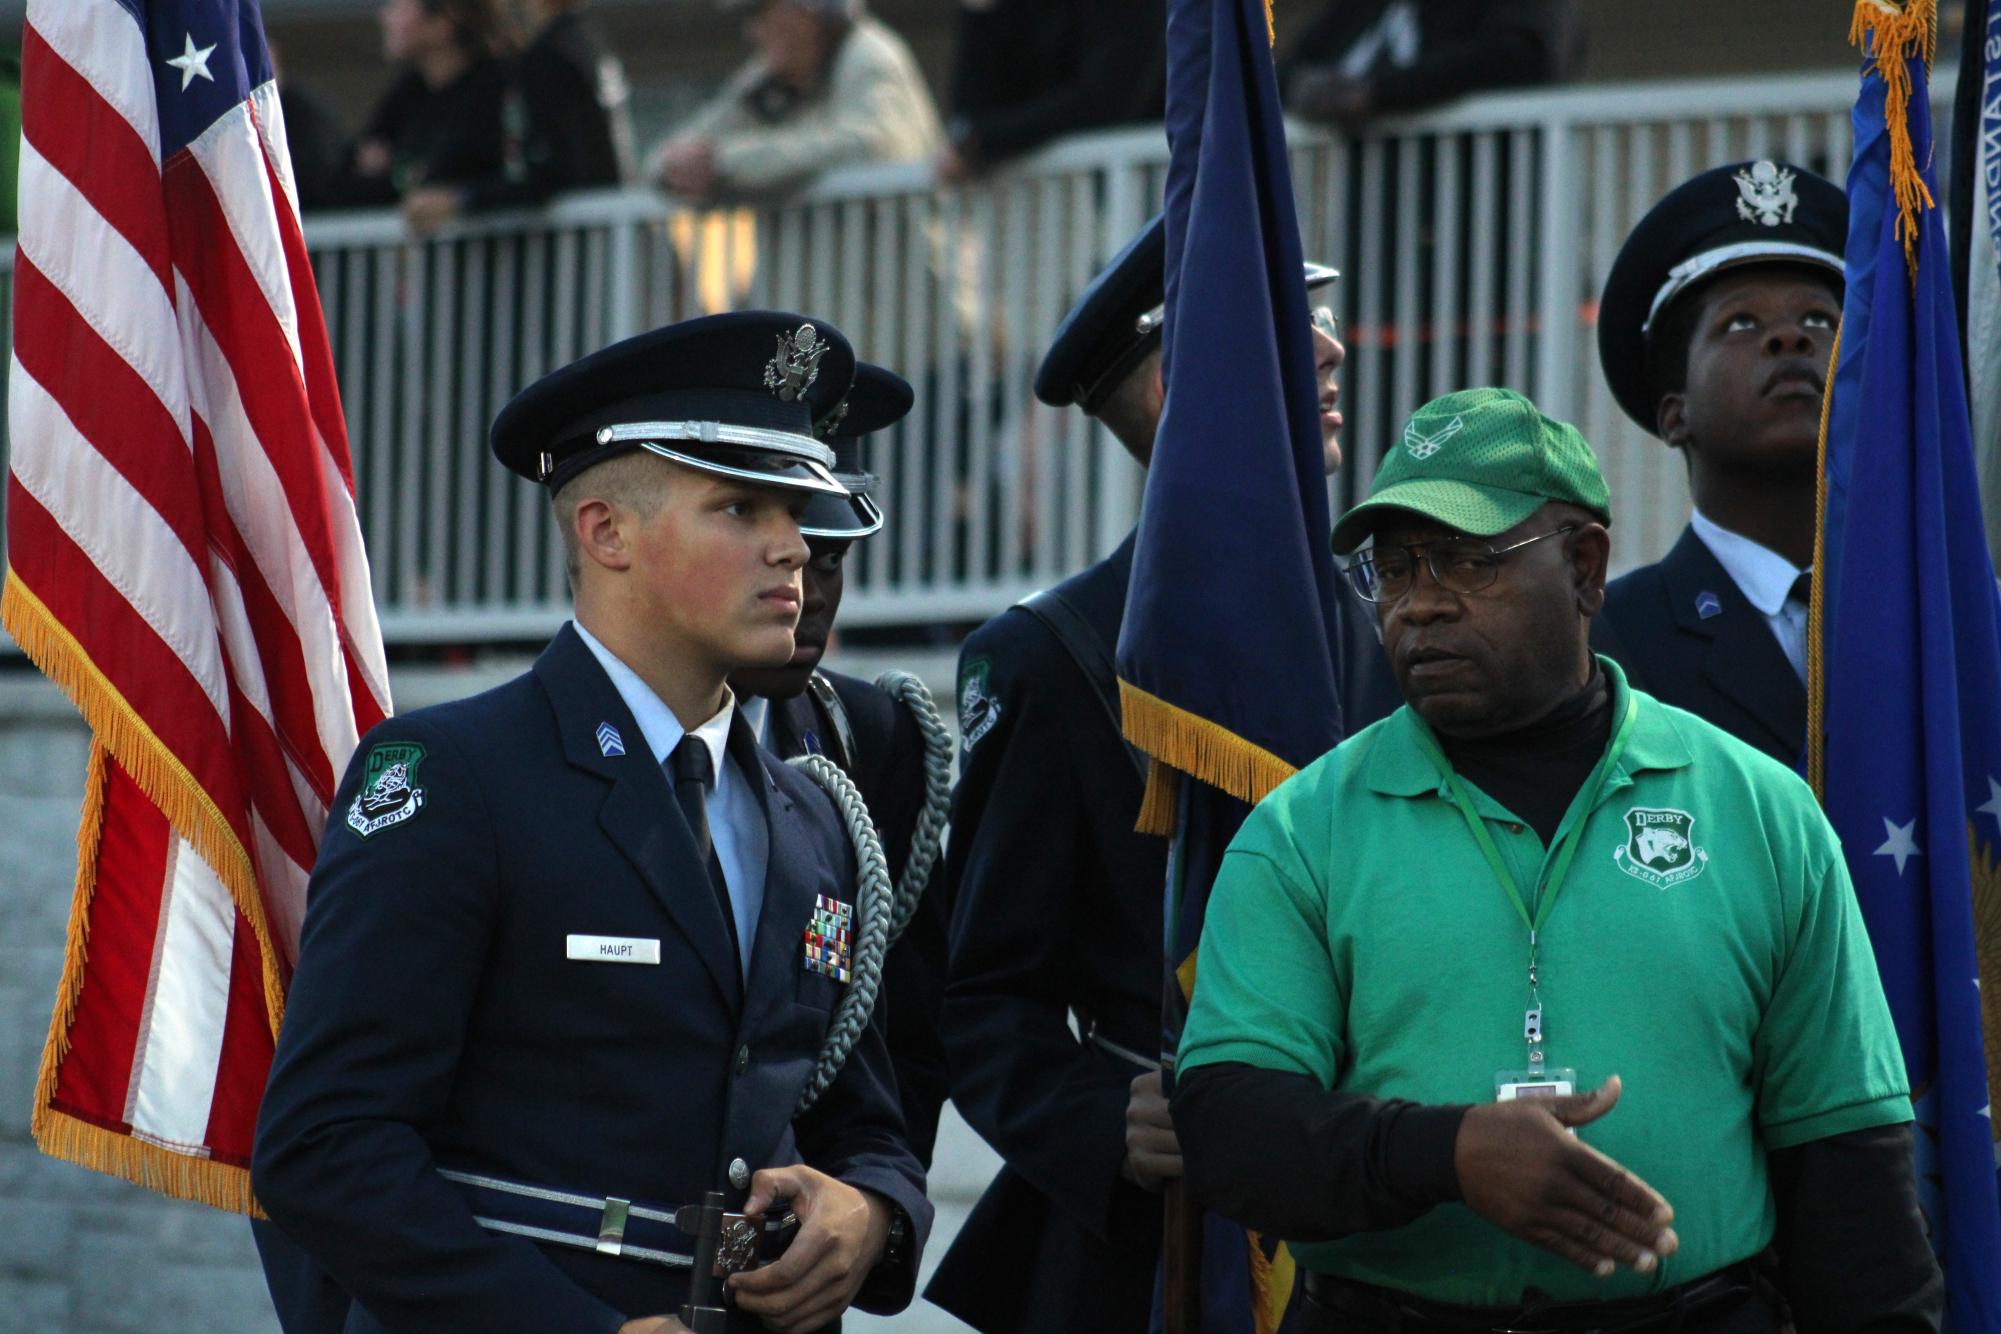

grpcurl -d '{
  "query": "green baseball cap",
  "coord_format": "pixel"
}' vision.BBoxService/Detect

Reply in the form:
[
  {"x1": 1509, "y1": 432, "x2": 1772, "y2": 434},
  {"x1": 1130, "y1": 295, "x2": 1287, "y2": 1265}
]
[{"x1": 1329, "y1": 388, "x2": 1612, "y2": 554}]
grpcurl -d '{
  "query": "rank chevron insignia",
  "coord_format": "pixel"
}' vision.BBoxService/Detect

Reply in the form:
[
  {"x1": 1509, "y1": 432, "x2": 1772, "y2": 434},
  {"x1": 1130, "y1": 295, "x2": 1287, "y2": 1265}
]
[
  {"x1": 595, "y1": 722, "x2": 626, "y2": 757},
  {"x1": 1403, "y1": 414, "x2": 1465, "y2": 460}
]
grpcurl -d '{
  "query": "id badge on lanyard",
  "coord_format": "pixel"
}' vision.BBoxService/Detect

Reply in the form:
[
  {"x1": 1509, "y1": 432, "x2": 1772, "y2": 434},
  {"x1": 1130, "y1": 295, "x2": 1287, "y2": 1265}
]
[{"x1": 1413, "y1": 690, "x2": 1639, "y2": 1103}]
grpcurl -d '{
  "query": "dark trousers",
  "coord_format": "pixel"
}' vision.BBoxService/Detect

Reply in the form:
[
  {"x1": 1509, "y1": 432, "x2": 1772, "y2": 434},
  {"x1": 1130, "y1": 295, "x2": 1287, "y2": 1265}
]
[{"x1": 1292, "y1": 1265, "x2": 1779, "y2": 1334}]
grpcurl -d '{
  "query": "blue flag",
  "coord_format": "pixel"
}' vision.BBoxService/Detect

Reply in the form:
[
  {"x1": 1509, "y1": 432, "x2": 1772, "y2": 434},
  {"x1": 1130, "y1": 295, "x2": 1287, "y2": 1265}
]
[
  {"x1": 1819, "y1": 6, "x2": 2001, "y2": 1326},
  {"x1": 1115, "y1": 0, "x2": 1347, "y2": 1329}
]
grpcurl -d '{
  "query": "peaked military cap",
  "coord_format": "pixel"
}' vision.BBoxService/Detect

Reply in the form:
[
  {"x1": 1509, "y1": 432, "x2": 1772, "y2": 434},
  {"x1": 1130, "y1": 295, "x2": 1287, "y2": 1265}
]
[
  {"x1": 490, "y1": 310, "x2": 857, "y2": 497},
  {"x1": 1599, "y1": 160, "x2": 1846, "y2": 434},
  {"x1": 800, "y1": 362, "x2": 912, "y2": 540},
  {"x1": 1034, "y1": 213, "x2": 1341, "y2": 413}
]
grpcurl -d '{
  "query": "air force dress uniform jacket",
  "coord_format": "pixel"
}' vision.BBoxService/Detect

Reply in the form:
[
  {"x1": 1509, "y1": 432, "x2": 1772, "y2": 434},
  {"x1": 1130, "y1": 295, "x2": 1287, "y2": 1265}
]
[
  {"x1": 927, "y1": 533, "x2": 1168, "y2": 1332},
  {"x1": 1592, "y1": 528, "x2": 1806, "y2": 767},
  {"x1": 760, "y1": 667, "x2": 952, "y2": 1169},
  {"x1": 252, "y1": 625, "x2": 931, "y2": 1333}
]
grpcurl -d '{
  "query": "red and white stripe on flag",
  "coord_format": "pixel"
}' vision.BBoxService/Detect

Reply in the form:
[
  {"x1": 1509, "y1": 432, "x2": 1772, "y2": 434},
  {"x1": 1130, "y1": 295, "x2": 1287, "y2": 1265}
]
[{"x1": 5, "y1": 0, "x2": 391, "y2": 1211}]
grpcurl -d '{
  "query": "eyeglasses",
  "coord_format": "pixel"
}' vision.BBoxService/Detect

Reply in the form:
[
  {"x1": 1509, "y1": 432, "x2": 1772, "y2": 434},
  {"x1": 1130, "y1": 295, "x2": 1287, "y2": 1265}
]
[
  {"x1": 1310, "y1": 305, "x2": 1339, "y2": 340},
  {"x1": 1344, "y1": 526, "x2": 1577, "y2": 603}
]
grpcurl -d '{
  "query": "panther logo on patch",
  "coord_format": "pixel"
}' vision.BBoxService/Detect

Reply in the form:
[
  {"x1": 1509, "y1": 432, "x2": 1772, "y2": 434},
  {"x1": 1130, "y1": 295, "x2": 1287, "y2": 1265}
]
[
  {"x1": 1613, "y1": 806, "x2": 1708, "y2": 888},
  {"x1": 959, "y1": 658, "x2": 1001, "y2": 752},
  {"x1": 346, "y1": 742, "x2": 428, "y2": 838}
]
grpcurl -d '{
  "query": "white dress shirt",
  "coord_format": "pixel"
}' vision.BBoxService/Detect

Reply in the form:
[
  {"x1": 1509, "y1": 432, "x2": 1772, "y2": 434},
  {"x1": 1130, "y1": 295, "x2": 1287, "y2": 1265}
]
[
  {"x1": 1689, "y1": 509, "x2": 1811, "y2": 683},
  {"x1": 574, "y1": 621, "x2": 768, "y2": 976}
]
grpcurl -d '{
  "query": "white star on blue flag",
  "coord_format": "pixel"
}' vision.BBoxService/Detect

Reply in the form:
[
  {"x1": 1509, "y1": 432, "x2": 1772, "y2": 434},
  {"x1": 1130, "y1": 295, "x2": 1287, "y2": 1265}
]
[
  {"x1": 1874, "y1": 816, "x2": 1921, "y2": 876},
  {"x1": 164, "y1": 33, "x2": 216, "y2": 92}
]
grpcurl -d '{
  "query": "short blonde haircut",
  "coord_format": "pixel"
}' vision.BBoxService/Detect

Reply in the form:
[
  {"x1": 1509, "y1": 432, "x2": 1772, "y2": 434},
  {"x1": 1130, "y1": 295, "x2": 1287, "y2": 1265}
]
[{"x1": 550, "y1": 450, "x2": 673, "y2": 591}]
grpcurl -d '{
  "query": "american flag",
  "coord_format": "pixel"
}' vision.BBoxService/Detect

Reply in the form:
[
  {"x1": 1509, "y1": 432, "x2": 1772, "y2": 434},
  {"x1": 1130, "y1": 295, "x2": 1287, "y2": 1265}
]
[{"x1": 4, "y1": 0, "x2": 390, "y2": 1210}]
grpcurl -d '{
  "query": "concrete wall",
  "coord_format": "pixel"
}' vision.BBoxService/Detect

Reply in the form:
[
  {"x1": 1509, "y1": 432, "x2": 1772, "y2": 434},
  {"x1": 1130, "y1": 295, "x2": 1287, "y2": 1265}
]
[{"x1": 0, "y1": 653, "x2": 994, "y2": 1333}]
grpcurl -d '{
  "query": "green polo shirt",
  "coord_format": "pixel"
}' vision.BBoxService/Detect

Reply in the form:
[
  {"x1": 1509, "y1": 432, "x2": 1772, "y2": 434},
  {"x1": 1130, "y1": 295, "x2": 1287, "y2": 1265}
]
[{"x1": 1177, "y1": 658, "x2": 1909, "y2": 1304}]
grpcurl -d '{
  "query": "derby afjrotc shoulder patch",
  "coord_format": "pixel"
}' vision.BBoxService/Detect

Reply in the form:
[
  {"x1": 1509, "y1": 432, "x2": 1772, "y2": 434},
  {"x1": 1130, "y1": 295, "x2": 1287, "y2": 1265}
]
[
  {"x1": 959, "y1": 658, "x2": 1001, "y2": 752},
  {"x1": 346, "y1": 742, "x2": 428, "y2": 838}
]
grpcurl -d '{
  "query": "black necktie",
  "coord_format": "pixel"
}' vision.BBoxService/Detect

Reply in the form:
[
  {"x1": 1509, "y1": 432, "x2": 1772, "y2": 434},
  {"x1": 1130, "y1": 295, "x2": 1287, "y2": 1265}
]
[{"x1": 669, "y1": 737, "x2": 739, "y2": 962}]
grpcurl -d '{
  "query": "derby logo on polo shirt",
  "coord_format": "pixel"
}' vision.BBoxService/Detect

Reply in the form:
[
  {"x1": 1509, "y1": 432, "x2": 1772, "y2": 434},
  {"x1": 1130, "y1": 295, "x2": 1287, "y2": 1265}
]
[
  {"x1": 1403, "y1": 413, "x2": 1464, "y2": 460},
  {"x1": 1614, "y1": 806, "x2": 1708, "y2": 888},
  {"x1": 346, "y1": 743, "x2": 427, "y2": 838},
  {"x1": 1733, "y1": 161, "x2": 1798, "y2": 227}
]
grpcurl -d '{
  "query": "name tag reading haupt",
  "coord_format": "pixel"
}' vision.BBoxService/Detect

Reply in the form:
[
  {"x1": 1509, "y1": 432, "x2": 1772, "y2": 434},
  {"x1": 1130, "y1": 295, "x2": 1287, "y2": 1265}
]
[{"x1": 566, "y1": 935, "x2": 662, "y2": 964}]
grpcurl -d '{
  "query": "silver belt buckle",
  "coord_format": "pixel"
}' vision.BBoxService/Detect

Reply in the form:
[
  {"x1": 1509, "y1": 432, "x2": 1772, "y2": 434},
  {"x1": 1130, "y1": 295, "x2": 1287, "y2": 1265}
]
[{"x1": 596, "y1": 1196, "x2": 632, "y2": 1256}]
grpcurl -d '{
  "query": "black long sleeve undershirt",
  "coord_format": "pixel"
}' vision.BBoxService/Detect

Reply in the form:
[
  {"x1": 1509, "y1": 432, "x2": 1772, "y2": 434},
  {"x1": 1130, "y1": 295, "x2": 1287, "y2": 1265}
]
[{"x1": 1172, "y1": 1068, "x2": 1941, "y2": 1325}]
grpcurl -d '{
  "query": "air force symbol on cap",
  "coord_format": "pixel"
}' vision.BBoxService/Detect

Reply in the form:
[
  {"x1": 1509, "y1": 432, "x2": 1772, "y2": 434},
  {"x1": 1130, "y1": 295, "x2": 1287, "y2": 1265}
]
[
  {"x1": 1734, "y1": 161, "x2": 1799, "y2": 228},
  {"x1": 765, "y1": 324, "x2": 830, "y2": 402},
  {"x1": 1404, "y1": 414, "x2": 1465, "y2": 460}
]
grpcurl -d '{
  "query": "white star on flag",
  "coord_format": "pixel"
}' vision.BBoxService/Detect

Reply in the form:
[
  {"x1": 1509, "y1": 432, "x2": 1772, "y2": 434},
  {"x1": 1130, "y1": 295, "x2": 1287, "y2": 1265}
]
[
  {"x1": 165, "y1": 33, "x2": 216, "y2": 91},
  {"x1": 1874, "y1": 816, "x2": 1921, "y2": 876},
  {"x1": 1977, "y1": 776, "x2": 2001, "y2": 832}
]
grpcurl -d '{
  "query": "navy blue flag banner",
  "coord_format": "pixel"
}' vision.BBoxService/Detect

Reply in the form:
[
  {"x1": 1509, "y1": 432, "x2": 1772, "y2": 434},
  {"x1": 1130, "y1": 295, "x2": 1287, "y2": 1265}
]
[
  {"x1": 1115, "y1": 0, "x2": 1347, "y2": 1329},
  {"x1": 1815, "y1": 2, "x2": 2001, "y2": 1323}
]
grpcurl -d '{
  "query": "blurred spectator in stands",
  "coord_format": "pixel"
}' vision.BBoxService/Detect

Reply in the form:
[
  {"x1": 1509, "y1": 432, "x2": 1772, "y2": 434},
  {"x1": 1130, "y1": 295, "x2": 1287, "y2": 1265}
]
[
  {"x1": 935, "y1": 0, "x2": 1165, "y2": 185},
  {"x1": 329, "y1": 0, "x2": 513, "y2": 211},
  {"x1": 650, "y1": 0, "x2": 940, "y2": 204},
  {"x1": 270, "y1": 40, "x2": 352, "y2": 212},
  {"x1": 1282, "y1": 0, "x2": 1584, "y2": 133},
  {"x1": 403, "y1": 0, "x2": 634, "y2": 232}
]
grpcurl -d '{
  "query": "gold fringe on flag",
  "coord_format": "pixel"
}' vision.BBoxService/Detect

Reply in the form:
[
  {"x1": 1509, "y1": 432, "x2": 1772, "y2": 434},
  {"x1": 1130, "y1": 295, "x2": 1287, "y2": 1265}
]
[
  {"x1": 1849, "y1": 0, "x2": 1937, "y2": 283},
  {"x1": 1, "y1": 572, "x2": 287, "y2": 1037},
  {"x1": 33, "y1": 1108, "x2": 262, "y2": 1216},
  {"x1": 1120, "y1": 680, "x2": 1299, "y2": 814},
  {"x1": 1806, "y1": 324, "x2": 1841, "y2": 800},
  {"x1": 25, "y1": 737, "x2": 264, "y2": 1214},
  {"x1": 1136, "y1": 759, "x2": 1183, "y2": 836},
  {"x1": 1264, "y1": 0, "x2": 1276, "y2": 47},
  {"x1": 1249, "y1": 1232, "x2": 1296, "y2": 1334}
]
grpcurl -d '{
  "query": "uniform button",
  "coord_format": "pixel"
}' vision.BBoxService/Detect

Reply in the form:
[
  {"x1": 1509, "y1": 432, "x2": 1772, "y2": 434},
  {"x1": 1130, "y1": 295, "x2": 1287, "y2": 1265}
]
[
  {"x1": 728, "y1": 1157, "x2": 751, "y2": 1190},
  {"x1": 734, "y1": 1044, "x2": 750, "y2": 1075},
  {"x1": 1507, "y1": 822, "x2": 1525, "y2": 834}
]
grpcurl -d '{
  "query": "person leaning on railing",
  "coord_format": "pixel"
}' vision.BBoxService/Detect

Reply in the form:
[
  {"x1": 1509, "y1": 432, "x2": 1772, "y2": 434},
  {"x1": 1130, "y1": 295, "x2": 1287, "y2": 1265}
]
[
  {"x1": 649, "y1": 0, "x2": 941, "y2": 205},
  {"x1": 402, "y1": 0, "x2": 634, "y2": 234},
  {"x1": 1281, "y1": 0, "x2": 1585, "y2": 134},
  {"x1": 933, "y1": 0, "x2": 1165, "y2": 186},
  {"x1": 327, "y1": 0, "x2": 512, "y2": 212}
]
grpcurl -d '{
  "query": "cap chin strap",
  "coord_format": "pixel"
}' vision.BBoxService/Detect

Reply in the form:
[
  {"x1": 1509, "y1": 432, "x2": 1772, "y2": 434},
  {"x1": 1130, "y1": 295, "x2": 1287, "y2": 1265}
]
[
  {"x1": 800, "y1": 491, "x2": 884, "y2": 539},
  {"x1": 1642, "y1": 241, "x2": 1845, "y2": 332},
  {"x1": 595, "y1": 420, "x2": 836, "y2": 468},
  {"x1": 634, "y1": 441, "x2": 848, "y2": 496}
]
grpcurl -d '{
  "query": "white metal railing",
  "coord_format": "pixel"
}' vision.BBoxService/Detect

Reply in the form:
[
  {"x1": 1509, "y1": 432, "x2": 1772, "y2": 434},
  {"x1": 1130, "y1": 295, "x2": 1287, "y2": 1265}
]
[{"x1": 0, "y1": 70, "x2": 1955, "y2": 645}]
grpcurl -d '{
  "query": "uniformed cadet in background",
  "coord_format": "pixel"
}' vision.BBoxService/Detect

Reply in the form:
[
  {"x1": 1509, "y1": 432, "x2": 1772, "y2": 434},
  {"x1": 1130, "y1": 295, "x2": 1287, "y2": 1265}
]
[
  {"x1": 925, "y1": 213, "x2": 1391, "y2": 1333},
  {"x1": 730, "y1": 362, "x2": 953, "y2": 1169},
  {"x1": 1172, "y1": 388, "x2": 1940, "y2": 1332},
  {"x1": 1589, "y1": 160, "x2": 1846, "y2": 766},
  {"x1": 252, "y1": 312, "x2": 930, "y2": 1334}
]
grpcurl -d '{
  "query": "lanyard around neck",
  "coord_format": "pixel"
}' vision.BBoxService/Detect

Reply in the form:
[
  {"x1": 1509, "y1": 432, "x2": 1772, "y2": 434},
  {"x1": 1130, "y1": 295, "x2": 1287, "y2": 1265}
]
[{"x1": 1412, "y1": 686, "x2": 1640, "y2": 933}]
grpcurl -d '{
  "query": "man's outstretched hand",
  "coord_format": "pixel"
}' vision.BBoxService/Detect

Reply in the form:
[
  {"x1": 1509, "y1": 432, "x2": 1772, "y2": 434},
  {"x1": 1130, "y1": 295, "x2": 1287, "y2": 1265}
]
[{"x1": 1455, "y1": 1075, "x2": 1680, "y2": 1278}]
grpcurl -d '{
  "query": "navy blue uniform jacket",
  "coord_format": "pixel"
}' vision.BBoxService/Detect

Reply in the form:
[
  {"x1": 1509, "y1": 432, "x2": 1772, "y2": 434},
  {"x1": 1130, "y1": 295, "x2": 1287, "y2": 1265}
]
[
  {"x1": 1591, "y1": 525, "x2": 1806, "y2": 766},
  {"x1": 763, "y1": 669, "x2": 950, "y2": 1169},
  {"x1": 252, "y1": 626, "x2": 931, "y2": 1333},
  {"x1": 926, "y1": 533, "x2": 1393, "y2": 1332}
]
